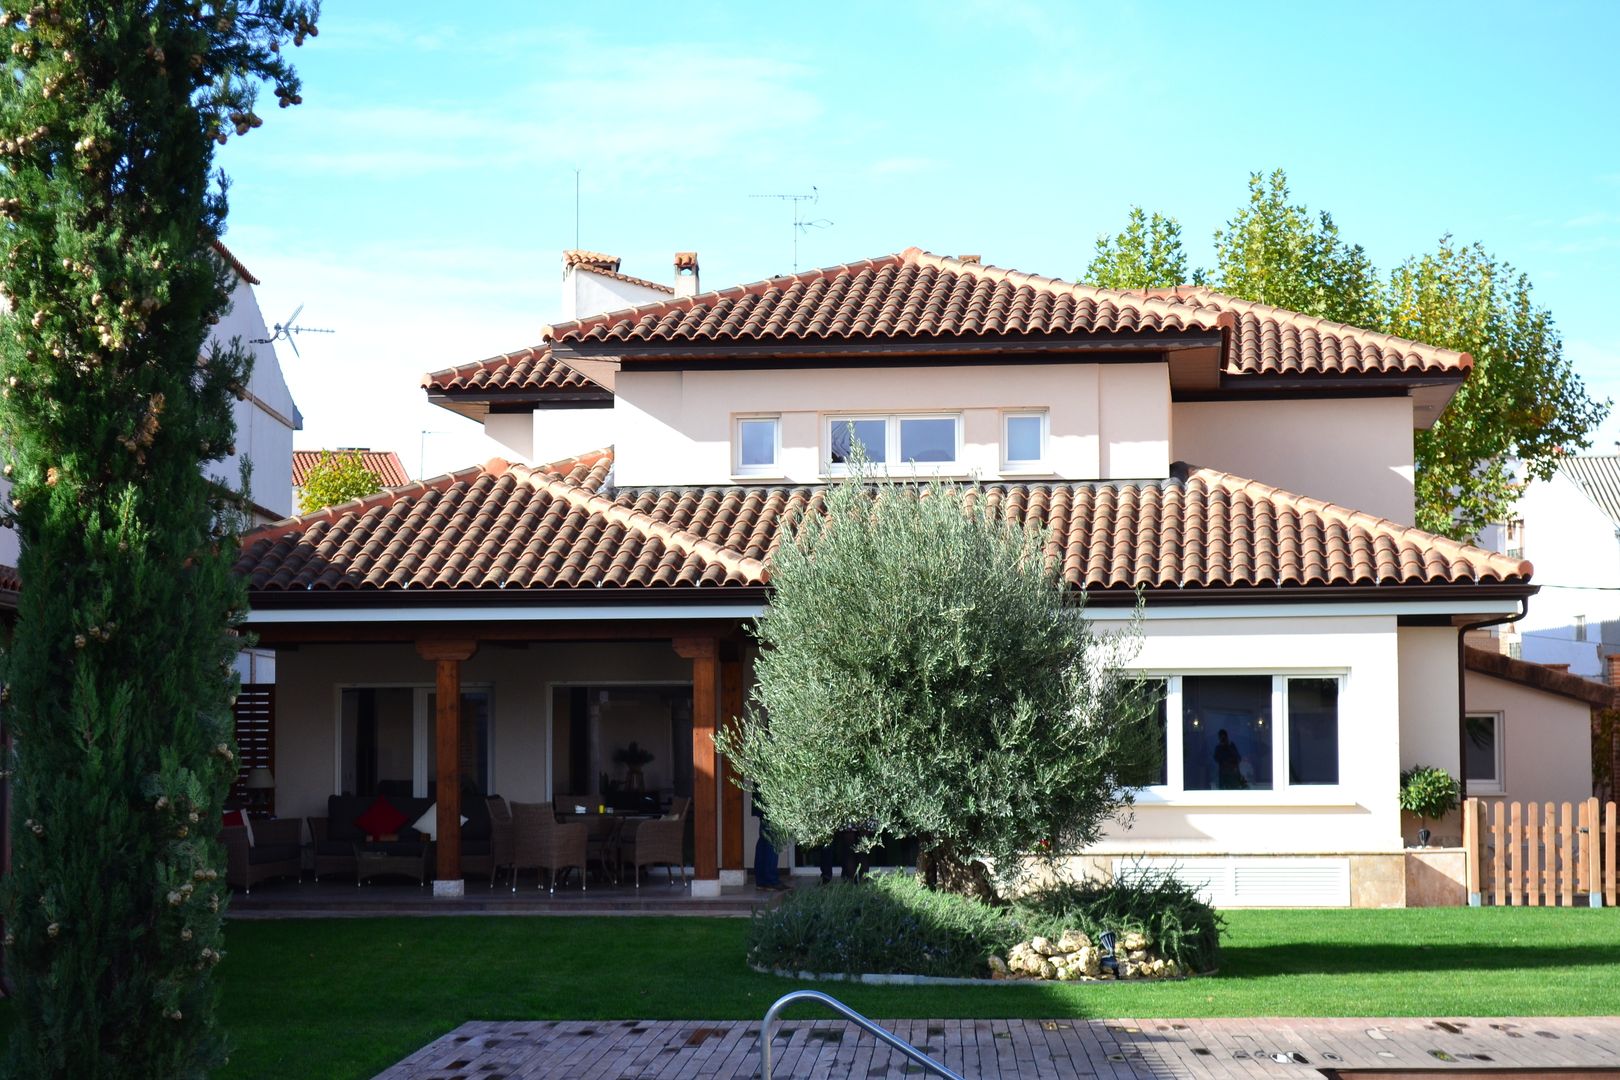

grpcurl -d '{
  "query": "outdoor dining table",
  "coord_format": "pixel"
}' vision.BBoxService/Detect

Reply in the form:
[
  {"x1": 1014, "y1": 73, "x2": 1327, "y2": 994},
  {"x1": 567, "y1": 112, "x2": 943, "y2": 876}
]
[{"x1": 556, "y1": 809, "x2": 659, "y2": 883}]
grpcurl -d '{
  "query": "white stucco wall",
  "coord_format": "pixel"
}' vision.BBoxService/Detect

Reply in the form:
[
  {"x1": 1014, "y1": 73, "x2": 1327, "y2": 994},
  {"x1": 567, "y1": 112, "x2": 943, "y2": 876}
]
[
  {"x1": 273, "y1": 640, "x2": 693, "y2": 822},
  {"x1": 1171, "y1": 397, "x2": 1415, "y2": 524},
  {"x1": 559, "y1": 267, "x2": 671, "y2": 323},
  {"x1": 1463, "y1": 669, "x2": 1595, "y2": 807},
  {"x1": 209, "y1": 272, "x2": 301, "y2": 522},
  {"x1": 1397, "y1": 626, "x2": 1462, "y2": 773},
  {"x1": 1088, "y1": 612, "x2": 1405, "y2": 855},
  {"x1": 1499, "y1": 472, "x2": 1620, "y2": 678},
  {"x1": 612, "y1": 362, "x2": 1171, "y2": 488}
]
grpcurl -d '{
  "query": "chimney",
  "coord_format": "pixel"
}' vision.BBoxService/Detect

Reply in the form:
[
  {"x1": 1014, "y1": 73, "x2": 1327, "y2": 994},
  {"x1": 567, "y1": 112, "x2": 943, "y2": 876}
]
[
  {"x1": 1605, "y1": 653, "x2": 1620, "y2": 688},
  {"x1": 674, "y1": 252, "x2": 699, "y2": 298}
]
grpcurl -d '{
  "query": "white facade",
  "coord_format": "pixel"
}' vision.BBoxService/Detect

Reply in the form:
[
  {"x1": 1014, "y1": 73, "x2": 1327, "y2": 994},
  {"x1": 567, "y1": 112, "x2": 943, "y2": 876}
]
[{"x1": 1485, "y1": 465, "x2": 1620, "y2": 678}]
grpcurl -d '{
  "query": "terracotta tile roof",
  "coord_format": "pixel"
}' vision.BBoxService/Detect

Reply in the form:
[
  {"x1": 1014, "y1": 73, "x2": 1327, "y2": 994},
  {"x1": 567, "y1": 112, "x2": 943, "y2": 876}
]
[
  {"x1": 211, "y1": 241, "x2": 260, "y2": 285},
  {"x1": 422, "y1": 345, "x2": 609, "y2": 398},
  {"x1": 291, "y1": 449, "x2": 411, "y2": 489},
  {"x1": 562, "y1": 249, "x2": 674, "y2": 295},
  {"x1": 545, "y1": 248, "x2": 1469, "y2": 379},
  {"x1": 1465, "y1": 646, "x2": 1615, "y2": 708},
  {"x1": 239, "y1": 449, "x2": 1530, "y2": 598}
]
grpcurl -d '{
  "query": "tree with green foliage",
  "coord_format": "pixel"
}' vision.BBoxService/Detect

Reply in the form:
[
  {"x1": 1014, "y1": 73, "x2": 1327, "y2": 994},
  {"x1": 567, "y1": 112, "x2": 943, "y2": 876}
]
[
  {"x1": 297, "y1": 449, "x2": 384, "y2": 514},
  {"x1": 716, "y1": 458, "x2": 1151, "y2": 899},
  {"x1": 1082, "y1": 169, "x2": 1607, "y2": 539},
  {"x1": 1084, "y1": 206, "x2": 1193, "y2": 291},
  {"x1": 0, "y1": 4, "x2": 318, "y2": 1077}
]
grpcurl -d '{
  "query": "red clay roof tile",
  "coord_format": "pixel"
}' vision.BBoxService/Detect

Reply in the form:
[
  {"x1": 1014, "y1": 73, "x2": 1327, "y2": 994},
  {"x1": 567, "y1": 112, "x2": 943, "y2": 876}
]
[
  {"x1": 544, "y1": 249, "x2": 1469, "y2": 379},
  {"x1": 238, "y1": 449, "x2": 1529, "y2": 598},
  {"x1": 421, "y1": 345, "x2": 608, "y2": 397},
  {"x1": 292, "y1": 449, "x2": 411, "y2": 488}
]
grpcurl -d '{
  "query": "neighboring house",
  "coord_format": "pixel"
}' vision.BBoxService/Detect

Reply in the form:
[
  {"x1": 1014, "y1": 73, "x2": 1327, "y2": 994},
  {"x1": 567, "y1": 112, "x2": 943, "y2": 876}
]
[
  {"x1": 238, "y1": 246, "x2": 1550, "y2": 905},
  {"x1": 291, "y1": 448, "x2": 409, "y2": 513},
  {"x1": 1480, "y1": 455, "x2": 1620, "y2": 678},
  {"x1": 0, "y1": 243, "x2": 301, "y2": 685}
]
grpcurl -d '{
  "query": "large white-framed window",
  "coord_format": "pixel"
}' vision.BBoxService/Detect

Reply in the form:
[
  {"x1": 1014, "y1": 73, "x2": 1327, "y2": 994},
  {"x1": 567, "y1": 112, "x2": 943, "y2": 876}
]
[
  {"x1": 1464, "y1": 711, "x2": 1505, "y2": 795},
  {"x1": 1002, "y1": 410, "x2": 1049, "y2": 473},
  {"x1": 336, "y1": 683, "x2": 494, "y2": 799},
  {"x1": 826, "y1": 413, "x2": 962, "y2": 474},
  {"x1": 733, "y1": 414, "x2": 781, "y2": 478},
  {"x1": 1121, "y1": 673, "x2": 1344, "y2": 799}
]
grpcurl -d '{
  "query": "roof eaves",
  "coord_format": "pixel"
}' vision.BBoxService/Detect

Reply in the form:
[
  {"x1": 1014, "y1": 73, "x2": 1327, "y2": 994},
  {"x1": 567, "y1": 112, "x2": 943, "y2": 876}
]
[{"x1": 1465, "y1": 645, "x2": 1616, "y2": 707}]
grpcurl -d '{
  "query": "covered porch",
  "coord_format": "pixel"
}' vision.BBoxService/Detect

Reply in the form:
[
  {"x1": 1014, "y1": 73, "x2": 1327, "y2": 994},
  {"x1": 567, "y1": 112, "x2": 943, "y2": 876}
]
[{"x1": 250, "y1": 615, "x2": 761, "y2": 899}]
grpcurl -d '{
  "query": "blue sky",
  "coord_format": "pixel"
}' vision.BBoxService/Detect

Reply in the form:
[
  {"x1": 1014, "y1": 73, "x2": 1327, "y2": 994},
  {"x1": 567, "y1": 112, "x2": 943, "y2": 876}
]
[{"x1": 221, "y1": 1, "x2": 1620, "y2": 479}]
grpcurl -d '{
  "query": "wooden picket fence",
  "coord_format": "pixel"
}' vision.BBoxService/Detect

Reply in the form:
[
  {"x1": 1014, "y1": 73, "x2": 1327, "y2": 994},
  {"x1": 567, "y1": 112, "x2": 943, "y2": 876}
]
[{"x1": 1464, "y1": 796, "x2": 1617, "y2": 907}]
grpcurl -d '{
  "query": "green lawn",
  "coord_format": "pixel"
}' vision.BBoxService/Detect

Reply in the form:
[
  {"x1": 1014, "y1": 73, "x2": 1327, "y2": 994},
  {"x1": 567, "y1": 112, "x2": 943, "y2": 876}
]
[{"x1": 0, "y1": 907, "x2": 1616, "y2": 1080}]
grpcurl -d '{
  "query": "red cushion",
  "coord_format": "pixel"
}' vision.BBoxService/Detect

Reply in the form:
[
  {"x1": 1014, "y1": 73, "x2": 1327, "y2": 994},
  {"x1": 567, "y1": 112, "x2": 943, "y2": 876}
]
[{"x1": 354, "y1": 796, "x2": 408, "y2": 840}]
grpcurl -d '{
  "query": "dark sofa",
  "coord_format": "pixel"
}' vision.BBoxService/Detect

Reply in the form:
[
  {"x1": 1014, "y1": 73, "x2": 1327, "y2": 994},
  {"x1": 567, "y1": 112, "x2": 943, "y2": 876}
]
[{"x1": 306, "y1": 793, "x2": 494, "y2": 882}]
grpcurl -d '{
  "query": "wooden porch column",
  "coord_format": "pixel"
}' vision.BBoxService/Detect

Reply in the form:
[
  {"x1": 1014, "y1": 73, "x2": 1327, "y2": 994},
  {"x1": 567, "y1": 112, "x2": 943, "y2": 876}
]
[
  {"x1": 417, "y1": 639, "x2": 478, "y2": 897},
  {"x1": 719, "y1": 647, "x2": 746, "y2": 880},
  {"x1": 674, "y1": 635, "x2": 721, "y2": 896}
]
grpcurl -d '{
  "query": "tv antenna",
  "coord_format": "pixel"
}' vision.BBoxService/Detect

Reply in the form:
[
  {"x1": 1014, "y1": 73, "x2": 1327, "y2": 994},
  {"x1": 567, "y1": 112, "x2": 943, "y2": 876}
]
[
  {"x1": 251, "y1": 303, "x2": 335, "y2": 358},
  {"x1": 750, "y1": 186, "x2": 832, "y2": 272}
]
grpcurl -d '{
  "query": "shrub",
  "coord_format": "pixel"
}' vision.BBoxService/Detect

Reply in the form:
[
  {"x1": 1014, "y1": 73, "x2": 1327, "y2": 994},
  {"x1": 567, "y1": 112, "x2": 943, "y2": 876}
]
[
  {"x1": 1399, "y1": 765, "x2": 1461, "y2": 824},
  {"x1": 746, "y1": 873, "x2": 1007, "y2": 978},
  {"x1": 1011, "y1": 868, "x2": 1224, "y2": 973},
  {"x1": 746, "y1": 867, "x2": 1224, "y2": 978}
]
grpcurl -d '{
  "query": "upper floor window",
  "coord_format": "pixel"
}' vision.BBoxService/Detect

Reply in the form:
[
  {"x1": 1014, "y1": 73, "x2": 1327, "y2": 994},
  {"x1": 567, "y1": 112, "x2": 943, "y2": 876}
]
[
  {"x1": 735, "y1": 416, "x2": 780, "y2": 477},
  {"x1": 827, "y1": 414, "x2": 961, "y2": 473},
  {"x1": 1003, "y1": 411, "x2": 1048, "y2": 471}
]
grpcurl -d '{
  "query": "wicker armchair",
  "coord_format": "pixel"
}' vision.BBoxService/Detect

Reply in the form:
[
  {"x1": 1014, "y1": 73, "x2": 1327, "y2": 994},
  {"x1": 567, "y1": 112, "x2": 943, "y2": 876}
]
[
  {"x1": 510, "y1": 801, "x2": 587, "y2": 893},
  {"x1": 485, "y1": 795, "x2": 516, "y2": 889},
  {"x1": 305, "y1": 816, "x2": 356, "y2": 881},
  {"x1": 223, "y1": 817, "x2": 304, "y2": 895},
  {"x1": 629, "y1": 796, "x2": 690, "y2": 888}
]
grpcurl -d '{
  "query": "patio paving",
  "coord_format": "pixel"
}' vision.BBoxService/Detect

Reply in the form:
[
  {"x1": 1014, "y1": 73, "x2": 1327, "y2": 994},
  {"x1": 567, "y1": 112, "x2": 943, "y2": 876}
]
[
  {"x1": 228, "y1": 877, "x2": 787, "y2": 918},
  {"x1": 374, "y1": 1015, "x2": 1620, "y2": 1080}
]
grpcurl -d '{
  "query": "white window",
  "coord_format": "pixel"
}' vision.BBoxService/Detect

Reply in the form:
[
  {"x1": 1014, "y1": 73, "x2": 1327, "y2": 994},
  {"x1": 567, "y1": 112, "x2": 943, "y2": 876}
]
[
  {"x1": 1002, "y1": 411, "x2": 1048, "y2": 471},
  {"x1": 1464, "y1": 712, "x2": 1505, "y2": 795},
  {"x1": 827, "y1": 414, "x2": 961, "y2": 474},
  {"x1": 1125, "y1": 673, "x2": 1343, "y2": 798},
  {"x1": 735, "y1": 416, "x2": 781, "y2": 477}
]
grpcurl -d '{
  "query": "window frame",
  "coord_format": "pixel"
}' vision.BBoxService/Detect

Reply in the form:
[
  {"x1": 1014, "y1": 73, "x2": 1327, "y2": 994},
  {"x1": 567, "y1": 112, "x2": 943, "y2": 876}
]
[
  {"x1": 1123, "y1": 671, "x2": 1346, "y2": 804},
  {"x1": 733, "y1": 414, "x2": 783, "y2": 478},
  {"x1": 1001, "y1": 410, "x2": 1050, "y2": 473},
  {"x1": 825, "y1": 412, "x2": 962, "y2": 476},
  {"x1": 1464, "y1": 710, "x2": 1506, "y2": 796}
]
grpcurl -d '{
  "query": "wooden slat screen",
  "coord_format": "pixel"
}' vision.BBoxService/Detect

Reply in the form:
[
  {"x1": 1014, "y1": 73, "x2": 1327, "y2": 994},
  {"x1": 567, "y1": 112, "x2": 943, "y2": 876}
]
[
  {"x1": 229, "y1": 683, "x2": 275, "y2": 817},
  {"x1": 1466, "y1": 797, "x2": 1617, "y2": 907}
]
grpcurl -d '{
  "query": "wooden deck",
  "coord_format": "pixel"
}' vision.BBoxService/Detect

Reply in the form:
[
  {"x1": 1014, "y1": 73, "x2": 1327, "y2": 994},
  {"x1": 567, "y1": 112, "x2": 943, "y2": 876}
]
[{"x1": 374, "y1": 1016, "x2": 1620, "y2": 1080}]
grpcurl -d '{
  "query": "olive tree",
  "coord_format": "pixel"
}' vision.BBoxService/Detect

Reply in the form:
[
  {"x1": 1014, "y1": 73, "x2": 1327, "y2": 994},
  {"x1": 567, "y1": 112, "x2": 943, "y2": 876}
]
[{"x1": 717, "y1": 460, "x2": 1152, "y2": 898}]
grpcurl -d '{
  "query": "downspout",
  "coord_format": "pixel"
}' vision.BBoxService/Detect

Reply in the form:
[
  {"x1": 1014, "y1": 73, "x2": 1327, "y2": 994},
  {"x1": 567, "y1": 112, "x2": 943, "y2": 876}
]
[{"x1": 1455, "y1": 597, "x2": 1528, "y2": 906}]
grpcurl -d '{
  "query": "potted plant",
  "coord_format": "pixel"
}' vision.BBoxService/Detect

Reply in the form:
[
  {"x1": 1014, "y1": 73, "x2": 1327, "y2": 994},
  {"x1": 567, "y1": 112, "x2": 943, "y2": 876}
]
[
  {"x1": 613, "y1": 741, "x2": 655, "y2": 791},
  {"x1": 1399, "y1": 765, "x2": 1460, "y2": 846}
]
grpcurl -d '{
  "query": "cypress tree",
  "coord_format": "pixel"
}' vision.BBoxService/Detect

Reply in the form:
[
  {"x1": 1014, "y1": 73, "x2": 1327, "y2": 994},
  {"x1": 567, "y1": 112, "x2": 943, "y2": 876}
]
[{"x1": 0, "y1": 4, "x2": 317, "y2": 1076}]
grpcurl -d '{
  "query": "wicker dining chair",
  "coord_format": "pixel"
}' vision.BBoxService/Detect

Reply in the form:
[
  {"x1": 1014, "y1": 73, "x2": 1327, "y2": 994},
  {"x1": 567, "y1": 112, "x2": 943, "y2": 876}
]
[
  {"x1": 485, "y1": 795, "x2": 516, "y2": 890},
  {"x1": 629, "y1": 796, "x2": 690, "y2": 888},
  {"x1": 510, "y1": 801, "x2": 588, "y2": 894}
]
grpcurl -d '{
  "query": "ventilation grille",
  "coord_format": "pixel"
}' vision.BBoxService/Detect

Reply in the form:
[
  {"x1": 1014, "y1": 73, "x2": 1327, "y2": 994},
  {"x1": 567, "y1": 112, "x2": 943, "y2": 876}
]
[{"x1": 1115, "y1": 856, "x2": 1351, "y2": 908}]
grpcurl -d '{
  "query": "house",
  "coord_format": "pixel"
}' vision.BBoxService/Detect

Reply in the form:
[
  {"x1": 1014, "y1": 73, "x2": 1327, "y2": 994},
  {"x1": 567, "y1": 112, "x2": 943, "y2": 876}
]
[
  {"x1": 0, "y1": 243, "x2": 301, "y2": 684},
  {"x1": 1480, "y1": 454, "x2": 1620, "y2": 678},
  {"x1": 236, "y1": 247, "x2": 1544, "y2": 904},
  {"x1": 291, "y1": 448, "x2": 410, "y2": 513}
]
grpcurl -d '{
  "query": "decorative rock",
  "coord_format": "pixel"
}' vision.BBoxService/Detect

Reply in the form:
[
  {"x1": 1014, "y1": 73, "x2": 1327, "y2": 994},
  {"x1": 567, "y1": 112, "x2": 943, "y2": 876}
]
[
  {"x1": 1121, "y1": 931, "x2": 1147, "y2": 951},
  {"x1": 1030, "y1": 936, "x2": 1056, "y2": 957},
  {"x1": 987, "y1": 955, "x2": 1008, "y2": 976},
  {"x1": 1127, "y1": 949, "x2": 1148, "y2": 964},
  {"x1": 1078, "y1": 946, "x2": 1100, "y2": 978},
  {"x1": 1057, "y1": 929, "x2": 1091, "y2": 952},
  {"x1": 1039, "y1": 959, "x2": 1059, "y2": 980}
]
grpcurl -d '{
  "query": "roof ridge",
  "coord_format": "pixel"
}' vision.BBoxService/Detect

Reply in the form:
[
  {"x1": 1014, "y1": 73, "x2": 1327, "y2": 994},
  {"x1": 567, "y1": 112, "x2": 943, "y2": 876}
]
[
  {"x1": 908, "y1": 249, "x2": 1232, "y2": 331},
  {"x1": 574, "y1": 263, "x2": 676, "y2": 295},
  {"x1": 1183, "y1": 462, "x2": 1532, "y2": 579},
  {"x1": 244, "y1": 458, "x2": 506, "y2": 545},
  {"x1": 511, "y1": 452, "x2": 768, "y2": 583},
  {"x1": 543, "y1": 252, "x2": 912, "y2": 341}
]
